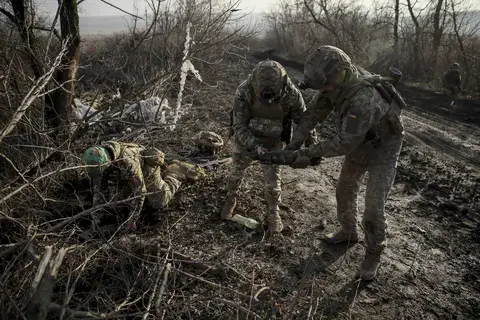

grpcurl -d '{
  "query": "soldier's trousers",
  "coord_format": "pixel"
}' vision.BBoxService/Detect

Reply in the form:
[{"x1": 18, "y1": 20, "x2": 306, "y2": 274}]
[
  {"x1": 144, "y1": 166, "x2": 182, "y2": 209},
  {"x1": 336, "y1": 156, "x2": 398, "y2": 252},
  {"x1": 226, "y1": 152, "x2": 282, "y2": 213}
]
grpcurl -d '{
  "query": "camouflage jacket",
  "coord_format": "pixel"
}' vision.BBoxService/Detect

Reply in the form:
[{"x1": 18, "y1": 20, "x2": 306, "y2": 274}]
[
  {"x1": 289, "y1": 70, "x2": 405, "y2": 163},
  {"x1": 443, "y1": 69, "x2": 461, "y2": 88},
  {"x1": 93, "y1": 141, "x2": 147, "y2": 224},
  {"x1": 232, "y1": 77, "x2": 315, "y2": 151}
]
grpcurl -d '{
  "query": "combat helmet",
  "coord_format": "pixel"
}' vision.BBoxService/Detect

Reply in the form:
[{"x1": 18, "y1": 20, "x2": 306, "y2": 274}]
[
  {"x1": 451, "y1": 62, "x2": 460, "y2": 69},
  {"x1": 250, "y1": 59, "x2": 288, "y2": 104},
  {"x1": 303, "y1": 45, "x2": 353, "y2": 90},
  {"x1": 195, "y1": 131, "x2": 224, "y2": 155},
  {"x1": 82, "y1": 146, "x2": 112, "y2": 178}
]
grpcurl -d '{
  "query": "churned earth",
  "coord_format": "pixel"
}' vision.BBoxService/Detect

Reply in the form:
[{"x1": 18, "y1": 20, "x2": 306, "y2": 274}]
[
  {"x1": 125, "y1": 52, "x2": 480, "y2": 319},
  {"x1": 2, "y1": 51, "x2": 479, "y2": 319},
  {"x1": 164, "y1": 52, "x2": 480, "y2": 319}
]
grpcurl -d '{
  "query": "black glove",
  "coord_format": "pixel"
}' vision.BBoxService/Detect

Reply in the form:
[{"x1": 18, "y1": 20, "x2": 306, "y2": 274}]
[
  {"x1": 290, "y1": 149, "x2": 323, "y2": 168},
  {"x1": 290, "y1": 149, "x2": 311, "y2": 168}
]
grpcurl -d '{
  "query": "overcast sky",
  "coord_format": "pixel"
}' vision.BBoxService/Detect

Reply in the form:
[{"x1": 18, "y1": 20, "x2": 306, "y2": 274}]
[
  {"x1": 36, "y1": 0, "x2": 480, "y2": 17},
  {"x1": 36, "y1": 0, "x2": 280, "y2": 16}
]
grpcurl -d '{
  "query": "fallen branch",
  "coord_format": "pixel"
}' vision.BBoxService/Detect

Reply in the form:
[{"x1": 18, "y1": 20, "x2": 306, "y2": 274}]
[
  {"x1": 155, "y1": 262, "x2": 172, "y2": 316},
  {"x1": 46, "y1": 192, "x2": 159, "y2": 232},
  {"x1": 0, "y1": 281, "x2": 27, "y2": 320},
  {"x1": 24, "y1": 247, "x2": 67, "y2": 320},
  {"x1": 215, "y1": 298, "x2": 261, "y2": 319},
  {"x1": 0, "y1": 239, "x2": 32, "y2": 260},
  {"x1": 49, "y1": 303, "x2": 142, "y2": 319},
  {"x1": 0, "y1": 164, "x2": 90, "y2": 205},
  {"x1": 114, "y1": 235, "x2": 248, "y2": 282}
]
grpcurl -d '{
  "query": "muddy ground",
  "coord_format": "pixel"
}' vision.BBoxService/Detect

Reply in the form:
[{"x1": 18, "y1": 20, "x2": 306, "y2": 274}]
[
  {"x1": 2, "y1": 52, "x2": 479, "y2": 319},
  {"x1": 156, "y1": 54, "x2": 480, "y2": 319}
]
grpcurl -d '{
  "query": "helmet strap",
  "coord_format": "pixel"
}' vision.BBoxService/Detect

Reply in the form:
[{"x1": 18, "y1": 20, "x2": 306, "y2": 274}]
[{"x1": 103, "y1": 145, "x2": 115, "y2": 161}]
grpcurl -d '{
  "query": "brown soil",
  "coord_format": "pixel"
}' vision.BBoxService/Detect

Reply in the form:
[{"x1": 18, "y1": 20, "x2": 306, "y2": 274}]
[{"x1": 1, "y1": 52, "x2": 479, "y2": 319}]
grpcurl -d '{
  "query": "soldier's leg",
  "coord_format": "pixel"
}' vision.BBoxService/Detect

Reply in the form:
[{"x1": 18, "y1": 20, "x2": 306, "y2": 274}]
[
  {"x1": 356, "y1": 161, "x2": 397, "y2": 280},
  {"x1": 324, "y1": 156, "x2": 367, "y2": 244},
  {"x1": 363, "y1": 161, "x2": 397, "y2": 252},
  {"x1": 222, "y1": 152, "x2": 253, "y2": 220},
  {"x1": 262, "y1": 163, "x2": 283, "y2": 233},
  {"x1": 145, "y1": 166, "x2": 182, "y2": 209}
]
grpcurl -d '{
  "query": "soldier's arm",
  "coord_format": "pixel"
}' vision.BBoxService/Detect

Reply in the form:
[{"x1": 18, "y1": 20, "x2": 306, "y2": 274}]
[
  {"x1": 91, "y1": 173, "x2": 109, "y2": 222},
  {"x1": 288, "y1": 92, "x2": 334, "y2": 150},
  {"x1": 284, "y1": 82, "x2": 306, "y2": 124},
  {"x1": 283, "y1": 83, "x2": 317, "y2": 148},
  {"x1": 308, "y1": 87, "x2": 376, "y2": 158},
  {"x1": 121, "y1": 156, "x2": 147, "y2": 225},
  {"x1": 232, "y1": 83, "x2": 260, "y2": 150}
]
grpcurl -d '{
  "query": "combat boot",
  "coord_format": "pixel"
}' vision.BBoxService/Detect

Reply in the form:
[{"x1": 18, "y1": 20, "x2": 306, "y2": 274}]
[
  {"x1": 267, "y1": 211, "x2": 284, "y2": 234},
  {"x1": 221, "y1": 195, "x2": 236, "y2": 220},
  {"x1": 324, "y1": 228, "x2": 359, "y2": 244},
  {"x1": 355, "y1": 249, "x2": 382, "y2": 281}
]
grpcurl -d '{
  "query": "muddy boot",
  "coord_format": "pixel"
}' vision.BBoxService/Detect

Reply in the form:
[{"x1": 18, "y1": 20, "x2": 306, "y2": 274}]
[
  {"x1": 355, "y1": 249, "x2": 382, "y2": 281},
  {"x1": 324, "y1": 228, "x2": 359, "y2": 244},
  {"x1": 267, "y1": 212, "x2": 284, "y2": 234},
  {"x1": 221, "y1": 195, "x2": 236, "y2": 220}
]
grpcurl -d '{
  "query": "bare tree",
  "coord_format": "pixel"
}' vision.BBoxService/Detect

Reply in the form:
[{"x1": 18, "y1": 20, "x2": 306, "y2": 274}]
[
  {"x1": 430, "y1": 0, "x2": 449, "y2": 73},
  {"x1": 48, "y1": 0, "x2": 80, "y2": 131},
  {"x1": 393, "y1": 0, "x2": 400, "y2": 49},
  {"x1": 0, "y1": 0, "x2": 80, "y2": 131}
]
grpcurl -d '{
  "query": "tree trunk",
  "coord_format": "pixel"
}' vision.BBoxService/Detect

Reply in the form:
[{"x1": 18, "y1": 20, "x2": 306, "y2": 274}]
[
  {"x1": 407, "y1": 0, "x2": 423, "y2": 78},
  {"x1": 49, "y1": 0, "x2": 80, "y2": 130},
  {"x1": 10, "y1": 0, "x2": 44, "y2": 78},
  {"x1": 393, "y1": 0, "x2": 400, "y2": 49},
  {"x1": 451, "y1": 1, "x2": 470, "y2": 89},
  {"x1": 431, "y1": 0, "x2": 444, "y2": 74}
]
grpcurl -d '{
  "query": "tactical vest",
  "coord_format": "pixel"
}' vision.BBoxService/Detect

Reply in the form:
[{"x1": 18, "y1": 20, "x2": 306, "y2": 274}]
[
  {"x1": 229, "y1": 83, "x2": 292, "y2": 143},
  {"x1": 248, "y1": 98, "x2": 285, "y2": 139}
]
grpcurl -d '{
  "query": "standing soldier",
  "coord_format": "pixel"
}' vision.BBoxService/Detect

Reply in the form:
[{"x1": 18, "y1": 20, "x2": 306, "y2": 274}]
[
  {"x1": 259, "y1": 46, "x2": 406, "y2": 280},
  {"x1": 443, "y1": 63, "x2": 461, "y2": 96},
  {"x1": 82, "y1": 141, "x2": 205, "y2": 231},
  {"x1": 222, "y1": 59, "x2": 316, "y2": 233}
]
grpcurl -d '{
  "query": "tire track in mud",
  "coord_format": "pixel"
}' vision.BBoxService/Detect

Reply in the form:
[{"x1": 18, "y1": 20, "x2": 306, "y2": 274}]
[
  {"x1": 404, "y1": 130, "x2": 480, "y2": 170},
  {"x1": 402, "y1": 111, "x2": 480, "y2": 171},
  {"x1": 250, "y1": 51, "x2": 480, "y2": 171}
]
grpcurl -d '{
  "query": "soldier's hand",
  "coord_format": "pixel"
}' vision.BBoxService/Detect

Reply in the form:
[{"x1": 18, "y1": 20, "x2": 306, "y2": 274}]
[
  {"x1": 256, "y1": 145, "x2": 267, "y2": 155},
  {"x1": 290, "y1": 150, "x2": 312, "y2": 169}
]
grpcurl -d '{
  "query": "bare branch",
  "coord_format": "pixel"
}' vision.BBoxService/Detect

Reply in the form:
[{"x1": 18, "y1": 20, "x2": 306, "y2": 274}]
[
  {"x1": 0, "y1": 44, "x2": 67, "y2": 144},
  {"x1": 99, "y1": 0, "x2": 145, "y2": 20},
  {"x1": 0, "y1": 7, "x2": 16, "y2": 23}
]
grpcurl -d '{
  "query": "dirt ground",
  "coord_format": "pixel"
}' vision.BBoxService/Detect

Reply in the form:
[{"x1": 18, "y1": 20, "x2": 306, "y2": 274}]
[
  {"x1": 157, "y1": 54, "x2": 480, "y2": 319},
  {"x1": 2, "y1": 52, "x2": 479, "y2": 319}
]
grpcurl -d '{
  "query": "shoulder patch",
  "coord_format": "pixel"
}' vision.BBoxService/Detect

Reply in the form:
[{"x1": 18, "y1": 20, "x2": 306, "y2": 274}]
[{"x1": 345, "y1": 112, "x2": 359, "y2": 134}]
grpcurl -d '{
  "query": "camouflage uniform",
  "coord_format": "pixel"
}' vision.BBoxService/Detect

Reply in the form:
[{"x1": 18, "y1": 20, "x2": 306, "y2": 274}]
[
  {"x1": 288, "y1": 46, "x2": 405, "y2": 279},
  {"x1": 88, "y1": 141, "x2": 201, "y2": 226},
  {"x1": 224, "y1": 60, "x2": 316, "y2": 233},
  {"x1": 443, "y1": 63, "x2": 461, "y2": 96}
]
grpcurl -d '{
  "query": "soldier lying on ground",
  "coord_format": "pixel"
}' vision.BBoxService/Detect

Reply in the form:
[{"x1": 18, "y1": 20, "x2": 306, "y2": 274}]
[
  {"x1": 223, "y1": 59, "x2": 316, "y2": 234},
  {"x1": 258, "y1": 46, "x2": 406, "y2": 280},
  {"x1": 82, "y1": 140, "x2": 207, "y2": 232}
]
